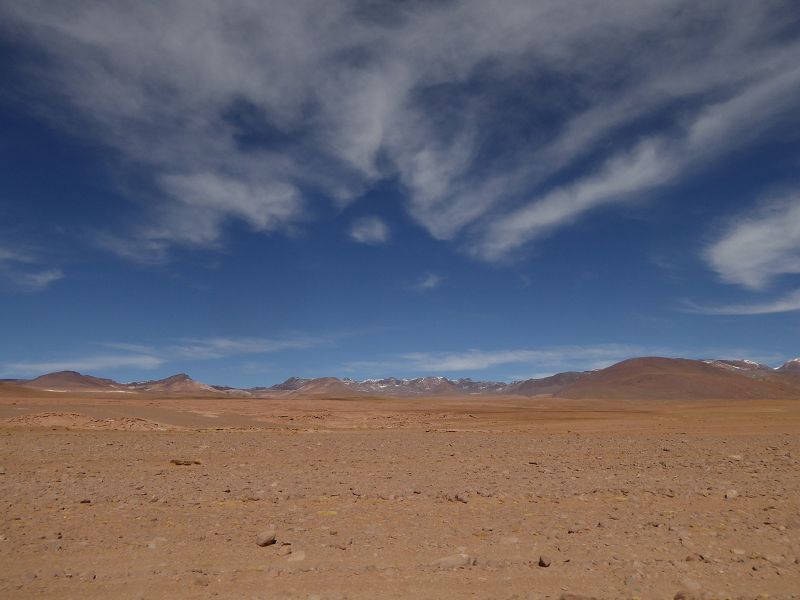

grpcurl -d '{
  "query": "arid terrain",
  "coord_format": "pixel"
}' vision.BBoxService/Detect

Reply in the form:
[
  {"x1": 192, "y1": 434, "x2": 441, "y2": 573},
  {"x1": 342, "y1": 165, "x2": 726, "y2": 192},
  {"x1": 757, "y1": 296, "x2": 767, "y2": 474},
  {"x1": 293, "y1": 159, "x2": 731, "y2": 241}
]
[{"x1": 1, "y1": 384, "x2": 799, "y2": 599}]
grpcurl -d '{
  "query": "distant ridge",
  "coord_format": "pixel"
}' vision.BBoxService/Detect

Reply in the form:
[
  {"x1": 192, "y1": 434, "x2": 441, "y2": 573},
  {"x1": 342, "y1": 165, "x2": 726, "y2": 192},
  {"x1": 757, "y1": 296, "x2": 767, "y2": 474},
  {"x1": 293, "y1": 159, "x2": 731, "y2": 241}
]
[
  {"x1": 554, "y1": 357, "x2": 798, "y2": 400},
  {"x1": 10, "y1": 356, "x2": 800, "y2": 399},
  {"x1": 22, "y1": 371, "x2": 129, "y2": 392}
]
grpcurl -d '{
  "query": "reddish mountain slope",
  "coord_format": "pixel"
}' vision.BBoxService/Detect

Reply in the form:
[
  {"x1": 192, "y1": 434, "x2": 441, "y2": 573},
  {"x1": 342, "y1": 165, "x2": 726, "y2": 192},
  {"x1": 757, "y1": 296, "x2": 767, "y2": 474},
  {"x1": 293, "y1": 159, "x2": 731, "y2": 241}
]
[
  {"x1": 21, "y1": 371, "x2": 127, "y2": 392},
  {"x1": 555, "y1": 357, "x2": 800, "y2": 400},
  {"x1": 129, "y1": 373, "x2": 218, "y2": 395},
  {"x1": 506, "y1": 372, "x2": 586, "y2": 396}
]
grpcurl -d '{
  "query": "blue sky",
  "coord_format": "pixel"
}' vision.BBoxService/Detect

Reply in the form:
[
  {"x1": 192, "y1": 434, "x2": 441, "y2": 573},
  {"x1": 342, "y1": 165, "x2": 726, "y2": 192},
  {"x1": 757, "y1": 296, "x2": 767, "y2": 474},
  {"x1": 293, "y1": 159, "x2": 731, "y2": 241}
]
[{"x1": 1, "y1": 1, "x2": 799, "y2": 386}]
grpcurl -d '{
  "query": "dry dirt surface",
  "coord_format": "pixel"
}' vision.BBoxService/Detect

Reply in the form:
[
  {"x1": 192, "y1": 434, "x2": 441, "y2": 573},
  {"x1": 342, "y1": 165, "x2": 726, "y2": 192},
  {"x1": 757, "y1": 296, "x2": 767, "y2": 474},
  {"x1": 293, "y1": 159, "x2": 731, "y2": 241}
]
[{"x1": 1, "y1": 390, "x2": 799, "y2": 599}]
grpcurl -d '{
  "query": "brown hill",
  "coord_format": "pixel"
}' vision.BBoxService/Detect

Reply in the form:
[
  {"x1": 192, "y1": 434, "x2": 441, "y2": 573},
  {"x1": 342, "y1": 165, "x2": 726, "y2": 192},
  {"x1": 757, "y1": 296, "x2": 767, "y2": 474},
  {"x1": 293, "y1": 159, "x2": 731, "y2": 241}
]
[
  {"x1": 21, "y1": 371, "x2": 129, "y2": 392},
  {"x1": 291, "y1": 377, "x2": 362, "y2": 396},
  {"x1": 129, "y1": 373, "x2": 218, "y2": 395},
  {"x1": 555, "y1": 357, "x2": 800, "y2": 400},
  {"x1": 506, "y1": 372, "x2": 586, "y2": 396}
]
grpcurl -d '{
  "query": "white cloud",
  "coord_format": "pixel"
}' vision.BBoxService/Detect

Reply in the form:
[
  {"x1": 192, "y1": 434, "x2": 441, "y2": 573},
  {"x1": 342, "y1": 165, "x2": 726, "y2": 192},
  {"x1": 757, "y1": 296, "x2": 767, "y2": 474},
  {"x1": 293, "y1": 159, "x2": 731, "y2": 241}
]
[
  {"x1": 0, "y1": 246, "x2": 63, "y2": 290},
  {"x1": 705, "y1": 194, "x2": 800, "y2": 290},
  {"x1": 2, "y1": 2, "x2": 798, "y2": 261},
  {"x1": 347, "y1": 343, "x2": 782, "y2": 376},
  {"x1": 399, "y1": 344, "x2": 653, "y2": 372},
  {"x1": 2, "y1": 335, "x2": 328, "y2": 377},
  {"x1": 349, "y1": 216, "x2": 389, "y2": 244},
  {"x1": 169, "y1": 336, "x2": 323, "y2": 360},
  {"x1": 415, "y1": 273, "x2": 441, "y2": 290},
  {"x1": 4, "y1": 354, "x2": 163, "y2": 376},
  {"x1": 685, "y1": 289, "x2": 800, "y2": 315},
  {"x1": 473, "y1": 64, "x2": 800, "y2": 260},
  {"x1": 101, "y1": 342, "x2": 156, "y2": 354},
  {"x1": 10, "y1": 268, "x2": 64, "y2": 291}
]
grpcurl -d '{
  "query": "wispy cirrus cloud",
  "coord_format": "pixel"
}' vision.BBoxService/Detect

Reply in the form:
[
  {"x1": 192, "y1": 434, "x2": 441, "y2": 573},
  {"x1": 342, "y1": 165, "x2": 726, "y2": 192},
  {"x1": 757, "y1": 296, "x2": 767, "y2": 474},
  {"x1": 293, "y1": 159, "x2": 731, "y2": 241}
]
[
  {"x1": 705, "y1": 193, "x2": 800, "y2": 290},
  {"x1": 346, "y1": 343, "x2": 785, "y2": 377},
  {"x1": 349, "y1": 216, "x2": 389, "y2": 244},
  {"x1": 414, "y1": 273, "x2": 441, "y2": 290},
  {"x1": 0, "y1": 246, "x2": 63, "y2": 291},
  {"x1": 5, "y1": 354, "x2": 163, "y2": 376},
  {"x1": 169, "y1": 336, "x2": 326, "y2": 360},
  {"x1": 2, "y1": 334, "x2": 330, "y2": 378},
  {"x1": 689, "y1": 192, "x2": 800, "y2": 315},
  {"x1": 3, "y1": 2, "x2": 798, "y2": 261},
  {"x1": 685, "y1": 289, "x2": 800, "y2": 316},
  {"x1": 348, "y1": 344, "x2": 662, "y2": 375}
]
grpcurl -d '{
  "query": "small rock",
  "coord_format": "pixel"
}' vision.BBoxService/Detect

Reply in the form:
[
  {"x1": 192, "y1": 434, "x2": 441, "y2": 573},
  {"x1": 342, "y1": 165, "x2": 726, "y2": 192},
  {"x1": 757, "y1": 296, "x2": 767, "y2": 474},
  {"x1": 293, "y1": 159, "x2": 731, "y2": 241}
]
[
  {"x1": 560, "y1": 595, "x2": 599, "y2": 600},
  {"x1": 454, "y1": 492, "x2": 469, "y2": 504},
  {"x1": 434, "y1": 553, "x2": 474, "y2": 569},
  {"x1": 286, "y1": 549, "x2": 306, "y2": 562},
  {"x1": 276, "y1": 545, "x2": 292, "y2": 556},
  {"x1": 538, "y1": 555, "x2": 552, "y2": 568},
  {"x1": 724, "y1": 489, "x2": 738, "y2": 499},
  {"x1": 79, "y1": 499, "x2": 91, "y2": 504},
  {"x1": 0, "y1": 466, "x2": 5, "y2": 475},
  {"x1": 256, "y1": 527, "x2": 277, "y2": 547},
  {"x1": 170, "y1": 459, "x2": 201, "y2": 466}
]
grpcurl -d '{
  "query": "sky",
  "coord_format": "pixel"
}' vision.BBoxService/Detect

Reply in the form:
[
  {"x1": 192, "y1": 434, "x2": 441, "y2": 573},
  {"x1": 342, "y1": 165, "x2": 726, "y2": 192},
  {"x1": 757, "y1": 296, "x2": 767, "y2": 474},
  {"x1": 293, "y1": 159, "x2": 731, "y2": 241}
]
[{"x1": 0, "y1": 1, "x2": 799, "y2": 386}]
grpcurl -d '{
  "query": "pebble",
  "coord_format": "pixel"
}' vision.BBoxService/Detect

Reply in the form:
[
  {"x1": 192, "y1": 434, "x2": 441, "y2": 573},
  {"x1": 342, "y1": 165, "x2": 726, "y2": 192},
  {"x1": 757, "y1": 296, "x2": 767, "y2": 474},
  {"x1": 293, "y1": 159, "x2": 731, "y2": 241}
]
[
  {"x1": 434, "y1": 553, "x2": 475, "y2": 569},
  {"x1": 538, "y1": 555, "x2": 552, "y2": 567},
  {"x1": 256, "y1": 527, "x2": 277, "y2": 547},
  {"x1": 277, "y1": 545, "x2": 292, "y2": 556},
  {"x1": 287, "y1": 549, "x2": 306, "y2": 562},
  {"x1": 724, "y1": 489, "x2": 738, "y2": 499},
  {"x1": 454, "y1": 492, "x2": 469, "y2": 504}
]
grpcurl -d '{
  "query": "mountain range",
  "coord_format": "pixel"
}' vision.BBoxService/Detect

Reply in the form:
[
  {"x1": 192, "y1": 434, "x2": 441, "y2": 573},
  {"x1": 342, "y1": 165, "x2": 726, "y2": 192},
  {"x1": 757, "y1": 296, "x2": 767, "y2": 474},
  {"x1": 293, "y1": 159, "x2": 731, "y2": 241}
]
[{"x1": 4, "y1": 356, "x2": 800, "y2": 400}]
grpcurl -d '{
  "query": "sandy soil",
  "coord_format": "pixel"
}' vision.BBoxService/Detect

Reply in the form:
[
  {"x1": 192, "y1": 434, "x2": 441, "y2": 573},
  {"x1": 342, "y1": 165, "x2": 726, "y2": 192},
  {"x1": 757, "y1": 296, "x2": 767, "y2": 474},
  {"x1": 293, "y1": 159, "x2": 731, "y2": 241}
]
[{"x1": 1, "y1": 391, "x2": 798, "y2": 599}]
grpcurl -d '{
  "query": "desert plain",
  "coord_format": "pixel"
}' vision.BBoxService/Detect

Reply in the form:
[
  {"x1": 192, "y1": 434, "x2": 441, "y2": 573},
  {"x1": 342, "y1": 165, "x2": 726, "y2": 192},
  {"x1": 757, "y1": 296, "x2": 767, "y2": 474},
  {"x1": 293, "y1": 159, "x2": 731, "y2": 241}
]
[{"x1": 1, "y1": 387, "x2": 799, "y2": 599}]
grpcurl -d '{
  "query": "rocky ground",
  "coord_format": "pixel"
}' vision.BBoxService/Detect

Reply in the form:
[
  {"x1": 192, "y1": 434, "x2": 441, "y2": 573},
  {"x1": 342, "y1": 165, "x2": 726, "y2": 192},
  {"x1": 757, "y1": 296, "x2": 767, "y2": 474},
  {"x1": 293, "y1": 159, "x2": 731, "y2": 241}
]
[{"x1": 0, "y1": 393, "x2": 798, "y2": 599}]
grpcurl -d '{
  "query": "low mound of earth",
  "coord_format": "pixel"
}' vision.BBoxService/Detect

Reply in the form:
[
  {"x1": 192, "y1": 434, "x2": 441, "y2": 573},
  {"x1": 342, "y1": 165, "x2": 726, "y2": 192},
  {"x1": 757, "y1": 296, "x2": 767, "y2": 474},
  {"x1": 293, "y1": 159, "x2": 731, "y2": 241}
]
[
  {"x1": 1, "y1": 412, "x2": 176, "y2": 431},
  {"x1": 556, "y1": 357, "x2": 800, "y2": 400}
]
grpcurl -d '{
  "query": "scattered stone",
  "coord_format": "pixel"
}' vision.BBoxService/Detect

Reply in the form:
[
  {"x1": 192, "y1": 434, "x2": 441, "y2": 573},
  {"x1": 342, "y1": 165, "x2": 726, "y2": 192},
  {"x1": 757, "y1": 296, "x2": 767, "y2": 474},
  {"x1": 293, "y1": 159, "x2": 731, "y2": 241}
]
[
  {"x1": 538, "y1": 555, "x2": 551, "y2": 568},
  {"x1": 79, "y1": 499, "x2": 91, "y2": 504},
  {"x1": 724, "y1": 489, "x2": 738, "y2": 499},
  {"x1": 434, "y1": 553, "x2": 475, "y2": 569},
  {"x1": 170, "y1": 459, "x2": 201, "y2": 466},
  {"x1": 276, "y1": 545, "x2": 292, "y2": 557},
  {"x1": 0, "y1": 466, "x2": 5, "y2": 475},
  {"x1": 560, "y1": 595, "x2": 599, "y2": 600},
  {"x1": 454, "y1": 492, "x2": 469, "y2": 504},
  {"x1": 256, "y1": 527, "x2": 277, "y2": 547}
]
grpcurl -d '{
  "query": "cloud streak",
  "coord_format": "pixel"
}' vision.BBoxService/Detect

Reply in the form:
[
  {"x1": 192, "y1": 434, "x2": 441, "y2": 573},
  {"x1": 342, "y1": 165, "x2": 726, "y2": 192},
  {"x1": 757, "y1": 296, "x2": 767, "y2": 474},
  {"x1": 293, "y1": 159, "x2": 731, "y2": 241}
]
[
  {"x1": 5, "y1": 354, "x2": 163, "y2": 376},
  {"x1": 348, "y1": 344, "x2": 674, "y2": 375},
  {"x1": 414, "y1": 273, "x2": 441, "y2": 290},
  {"x1": 0, "y1": 246, "x2": 63, "y2": 290},
  {"x1": 705, "y1": 193, "x2": 800, "y2": 290},
  {"x1": 686, "y1": 289, "x2": 800, "y2": 316},
  {"x1": 349, "y1": 216, "x2": 389, "y2": 244}
]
